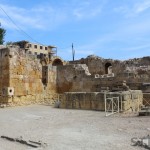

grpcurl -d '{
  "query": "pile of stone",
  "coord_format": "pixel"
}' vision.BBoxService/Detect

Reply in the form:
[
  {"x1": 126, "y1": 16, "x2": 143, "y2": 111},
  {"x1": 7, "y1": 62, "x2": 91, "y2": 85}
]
[{"x1": 139, "y1": 106, "x2": 150, "y2": 116}]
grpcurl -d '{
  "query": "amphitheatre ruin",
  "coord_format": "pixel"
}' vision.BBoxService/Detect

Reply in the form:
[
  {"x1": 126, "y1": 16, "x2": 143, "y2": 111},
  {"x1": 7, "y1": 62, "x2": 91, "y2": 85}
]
[{"x1": 0, "y1": 41, "x2": 149, "y2": 149}]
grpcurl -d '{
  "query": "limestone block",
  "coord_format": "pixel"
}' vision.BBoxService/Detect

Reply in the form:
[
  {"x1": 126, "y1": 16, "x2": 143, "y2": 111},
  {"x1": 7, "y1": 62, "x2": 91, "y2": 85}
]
[
  {"x1": 12, "y1": 96, "x2": 20, "y2": 103},
  {"x1": 61, "y1": 91, "x2": 143, "y2": 112}
]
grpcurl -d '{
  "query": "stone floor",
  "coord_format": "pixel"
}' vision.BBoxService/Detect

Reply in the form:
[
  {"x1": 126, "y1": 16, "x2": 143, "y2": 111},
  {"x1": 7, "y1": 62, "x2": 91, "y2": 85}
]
[{"x1": 0, "y1": 105, "x2": 149, "y2": 150}]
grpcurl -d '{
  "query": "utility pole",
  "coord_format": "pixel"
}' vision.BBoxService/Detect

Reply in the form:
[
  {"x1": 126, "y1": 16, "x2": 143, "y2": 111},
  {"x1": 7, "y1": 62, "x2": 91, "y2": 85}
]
[{"x1": 72, "y1": 43, "x2": 75, "y2": 61}]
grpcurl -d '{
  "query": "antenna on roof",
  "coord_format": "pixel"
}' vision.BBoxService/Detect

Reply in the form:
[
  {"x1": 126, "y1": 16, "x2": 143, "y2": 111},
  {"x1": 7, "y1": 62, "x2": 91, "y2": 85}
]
[{"x1": 72, "y1": 43, "x2": 75, "y2": 61}]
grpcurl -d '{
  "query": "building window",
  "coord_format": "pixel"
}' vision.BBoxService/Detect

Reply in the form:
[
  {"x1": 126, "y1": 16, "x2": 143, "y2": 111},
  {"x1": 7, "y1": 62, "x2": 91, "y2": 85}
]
[
  {"x1": 29, "y1": 44, "x2": 32, "y2": 47},
  {"x1": 29, "y1": 51, "x2": 32, "y2": 54},
  {"x1": 40, "y1": 46, "x2": 43, "y2": 49},
  {"x1": 45, "y1": 47, "x2": 47, "y2": 50},
  {"x1": 35, "y1": 52, "x2": 37, "y2": 55},
  {"x1": 34, "y1": 45, "x2": 37, "y2": 49}
]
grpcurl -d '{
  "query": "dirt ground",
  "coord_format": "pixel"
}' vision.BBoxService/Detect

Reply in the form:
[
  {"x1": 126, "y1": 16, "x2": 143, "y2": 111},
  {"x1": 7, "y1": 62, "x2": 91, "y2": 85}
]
[{"x1": 0, "y1": 105, "x2": 149, "y2": 150}]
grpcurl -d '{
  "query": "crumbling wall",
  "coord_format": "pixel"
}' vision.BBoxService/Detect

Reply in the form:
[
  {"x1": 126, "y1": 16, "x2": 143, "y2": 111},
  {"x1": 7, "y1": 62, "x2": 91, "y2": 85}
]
[
  {"x1": 0, "y1": 46, "x2": 149, "y2": 107},
  {"x1": 60, "y1": 90, "x2": 143, "y2": 112},
  {"x1": 43, "y1": 65, "x2": 58, "y2": 104},
  {"x1": 0, "y1": 46, "x2": 58, "y2": 105},
  {"x1": 42, "y1": 65, "x2": 57, "y2": 92},
  {"x1": 68, "y1": 55, "x2": 150, "y2": 92},
  {"x1": 69, "y1": 55, "x2": 124, "y2": 75},
  {"x1": 10, "y1": 49, "x2": 43, "y2": 96},
  {"x1": 8, "y1": 47, "x2": 44, "y2": 104},
  {"x1": 57, "y1": 64, "x2": 92, "y2": 93},
  {"x1": 57, "y1": 64, "x2": 116, "y2": 93},
  {"x1": 0, "y1": 48, "x2": 10, "y2": 103}
]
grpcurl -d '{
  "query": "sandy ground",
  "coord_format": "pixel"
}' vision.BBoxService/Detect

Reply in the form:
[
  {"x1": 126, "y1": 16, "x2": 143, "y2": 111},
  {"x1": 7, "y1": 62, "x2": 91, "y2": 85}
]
[{"x1": 0, "y1": 105, "x2": 149, "y2": 150}]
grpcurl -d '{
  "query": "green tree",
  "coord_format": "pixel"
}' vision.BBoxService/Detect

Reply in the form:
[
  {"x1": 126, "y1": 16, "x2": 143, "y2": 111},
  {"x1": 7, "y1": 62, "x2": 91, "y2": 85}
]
[
  {"x1": 0, "y1": 26, "x2": 6, "y2": 44},
  {"x1": 6, "y1": 41, "x2": 13, "y2": 45}
]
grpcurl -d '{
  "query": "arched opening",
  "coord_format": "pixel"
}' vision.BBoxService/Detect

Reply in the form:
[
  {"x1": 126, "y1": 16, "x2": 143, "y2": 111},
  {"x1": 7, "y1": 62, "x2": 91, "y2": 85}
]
[
  {"x1": 105, "y1": 62, "x2": 112, "y2": 74},
  {"x1": 52, "y1": 59, "x2": 63, "y2": 66}
]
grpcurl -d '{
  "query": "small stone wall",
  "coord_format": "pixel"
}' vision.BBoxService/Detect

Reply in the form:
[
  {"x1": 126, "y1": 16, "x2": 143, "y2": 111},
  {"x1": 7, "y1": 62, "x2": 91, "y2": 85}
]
[
  {"x1": 60, "y1": 90, "x2": 143, "y2": 112},
  {"x1": 0, "y1": 93, "x2": 59, "y2": 106}
]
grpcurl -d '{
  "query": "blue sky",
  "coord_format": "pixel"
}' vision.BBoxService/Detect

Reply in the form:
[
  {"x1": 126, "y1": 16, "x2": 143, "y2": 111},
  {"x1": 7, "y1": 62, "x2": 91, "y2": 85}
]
[{"x1": 0, "y1": 0, "x2": 150, "y2": 60}]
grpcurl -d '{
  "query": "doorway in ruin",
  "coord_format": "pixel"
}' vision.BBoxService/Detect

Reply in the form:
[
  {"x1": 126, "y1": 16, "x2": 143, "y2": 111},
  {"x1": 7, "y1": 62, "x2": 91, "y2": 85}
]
[
  {"x1": 105, "y1": 62, "x2": 112, "y2": 74},
  {"x1": 52, "y1": 59, "x2": 63, "y2": 66},
  {"x1": 42, "y1": 66, "x2": 48, "y2": 86}
]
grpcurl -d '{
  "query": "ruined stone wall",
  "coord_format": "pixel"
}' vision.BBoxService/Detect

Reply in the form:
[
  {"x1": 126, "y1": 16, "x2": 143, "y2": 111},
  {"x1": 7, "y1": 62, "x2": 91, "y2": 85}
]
[
  {"x1": 9, "y1": 47, "x2": 44, "y2": 104},
  {"x1": 57, "y1": 63, "x2": 133, "y2": 93},
  {"x1": 68, "y1": 55, "x2": 150, "y2": 92},
  {"x1": 0, "y1": 46, "x2": 149, "y2": 106},
  {"x1": 57, "y1": 64, "x2": 91, "y2": 93},
  {"x1": 69, "y1": 55, "x2": 125, "y2": 75},
  {"x1": 0, "y1": 46, "x2": 58, "y2": 105},
  {"x1": 70, "y1": 56, "x2": 150, "y2": 80},
  {"x1": 0, "y1": 48, "x2": 10, "y2": 103},
  {"x1": 0, "y1": 48, "x2": 10, "y2": 88},
  {"x1": 57, "y1": 64, "x2": 115, "y2": 93},
  {"x1": 60, "y1": 91, "x2": 143, "y2": 112},
  {"x1": 43, "y1": 65, "x2": 58, "y2": 104}
]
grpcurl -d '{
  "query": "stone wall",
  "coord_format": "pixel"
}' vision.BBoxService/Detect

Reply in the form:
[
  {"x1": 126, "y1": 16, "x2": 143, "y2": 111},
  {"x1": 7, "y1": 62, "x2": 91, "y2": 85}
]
[
  {"x1": 66, "y1": 56, "x2": 150, "y2": 92},
  {"x1": 57, "y1": 64, "x2": 129, "y2": 93},
  {"x1": 9, "y1": 48, "x2": 43, "y2": 96},
  {"x1": 70, "y1": 55, "x2": 150, "y2": 78},
  {"x1": 0, "y1": 46, "x2": 149, "y2": 108},
  {"x1": 0, "y1": 46, "x2": 58, "y2": 105},
  {"x1": 0, "y1": 48, "x2": 10, "y2": 103},
  {"x1": 60, "y1": 90, "x2": 143, "y2": 112},
  {"x1": 57, "y1": 64, "x2": 93, "y2": 93},
  {"x1": 69, "y1": 55, "x2": 124, "y2": 75}
]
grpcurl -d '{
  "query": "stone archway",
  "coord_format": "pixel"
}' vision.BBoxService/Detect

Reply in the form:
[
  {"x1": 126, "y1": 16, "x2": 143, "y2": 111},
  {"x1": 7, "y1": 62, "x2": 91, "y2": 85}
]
[
  {"x1": 52, "y1": 58, "x2": 63, "y2": 66},
  {"x1": 105, "y1": 62, "x2": 112, "y2": 74}
]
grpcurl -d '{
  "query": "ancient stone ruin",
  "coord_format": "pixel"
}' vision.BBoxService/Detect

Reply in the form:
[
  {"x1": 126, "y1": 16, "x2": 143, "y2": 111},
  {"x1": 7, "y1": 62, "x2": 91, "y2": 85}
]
[{"x1": 0, "y1": 44, "x2": 150, "y2": 113}]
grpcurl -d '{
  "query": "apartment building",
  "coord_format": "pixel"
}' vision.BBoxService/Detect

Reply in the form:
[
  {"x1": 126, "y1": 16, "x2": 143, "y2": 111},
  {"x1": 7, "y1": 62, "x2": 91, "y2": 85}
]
[{"x1": 13, "y1": 40, "x2": 57, "y2": 59}]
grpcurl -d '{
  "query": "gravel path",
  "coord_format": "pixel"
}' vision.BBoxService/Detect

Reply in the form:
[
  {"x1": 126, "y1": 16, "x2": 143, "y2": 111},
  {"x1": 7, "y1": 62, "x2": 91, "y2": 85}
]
[{"x1": 0, "y1": 105, "x2": 149, "y2": 150}]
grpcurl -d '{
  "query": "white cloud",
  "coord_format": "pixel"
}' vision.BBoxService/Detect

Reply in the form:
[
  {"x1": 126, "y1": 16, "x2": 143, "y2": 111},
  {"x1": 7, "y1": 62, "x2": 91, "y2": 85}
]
[
  {"x1": 73, "y1": 1, "x2": 102, "y2": 20},
  {"x1": 114, "y1": 0, "x2": 150, "y2": 17},
  {"x1": 0, "y1": 4, "x2": 67, "y2": 31},
  {"x1": 72, "y1": 14, "x2": 150, "y2": 59},
  {"x1": 0, "y1": 17, "x2": 16, "y2": 29},
  {"x1": 134, "y1": 0, "x2": 150, "y2": 14},
  {"x1": 0, "y1": 1, "x2": 105, "y2": 31}
]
